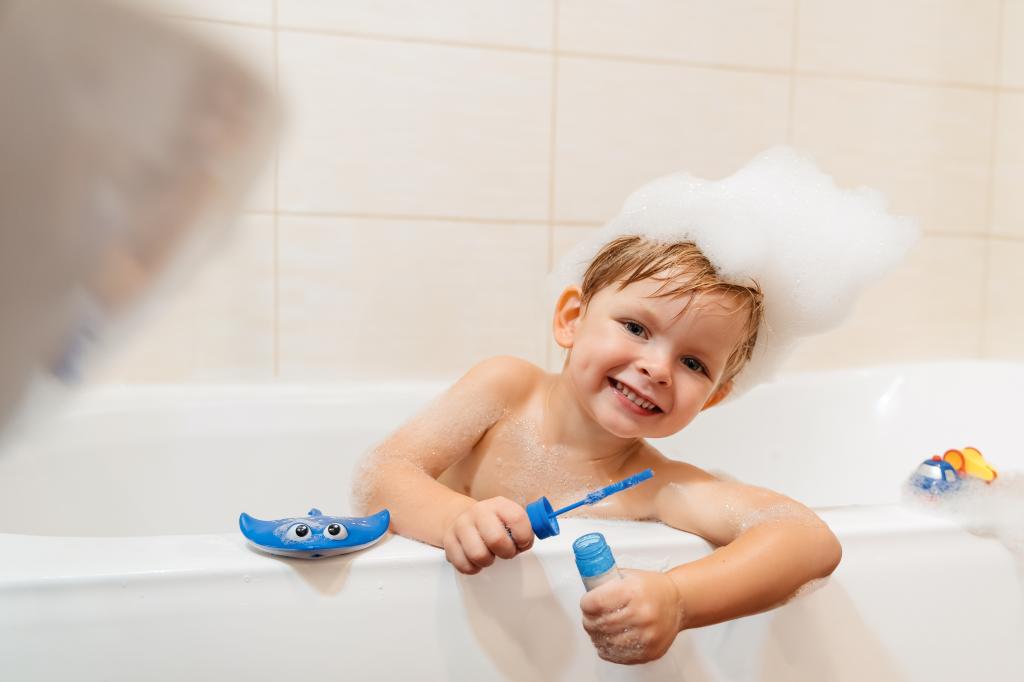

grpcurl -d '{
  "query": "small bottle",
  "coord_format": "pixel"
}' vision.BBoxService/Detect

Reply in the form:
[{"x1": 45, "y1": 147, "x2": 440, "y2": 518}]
[{"x1": 573, "y1": 532, "x2": 622, "y2": 591}]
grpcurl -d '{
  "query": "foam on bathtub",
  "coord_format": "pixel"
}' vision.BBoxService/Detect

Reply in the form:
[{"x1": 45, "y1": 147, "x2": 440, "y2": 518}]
[
  {"x1": 905, "y1": 473, "x2": 1024, "y2": 569},
  {"x1": 551, "y1": 147, "x2": 920, "y2": 397}
]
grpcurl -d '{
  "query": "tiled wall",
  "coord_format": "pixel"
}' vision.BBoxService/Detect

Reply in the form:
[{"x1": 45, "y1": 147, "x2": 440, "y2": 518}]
[{"x1": 98, "y1": 0, "x2": 1024, "y2": 384}]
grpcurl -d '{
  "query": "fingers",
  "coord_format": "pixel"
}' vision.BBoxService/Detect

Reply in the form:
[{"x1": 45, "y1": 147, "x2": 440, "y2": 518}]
[
  {"x1": 495, "y1": 500, "x2": 534, "y2": 551},
  {"x1": 590, "y1": 628, "x2": 646, "y2": 665},
  {"x1": 579, "y1": 572, "x2": 676, "y2": 665},
  {"x1": 581, "y1": 602, "x2": 647, "y2": 666},
  {"x1": 580, "y1": 581, "x2": 629, "y2": 618},
  {"x1": 477, "y1": 515, "x2": 519, "y2": 561},
  {"x1": 456, "y1": 520, "x2": 495, "y2": 570},
  {"x1": 442, "y1": 497, "x2": 534, "y2": 574},
  {"x1": 444, "y1": 536, "x2": 479, "y2": 575}
]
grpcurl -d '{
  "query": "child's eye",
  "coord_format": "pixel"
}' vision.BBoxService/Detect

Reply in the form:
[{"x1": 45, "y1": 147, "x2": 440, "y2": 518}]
[
  {"x1": 622, "y1": 321, "x2": 647, "y2": 337},
  {"x1": 681, "y1": 357, "x2": 705, "y2": 374}
]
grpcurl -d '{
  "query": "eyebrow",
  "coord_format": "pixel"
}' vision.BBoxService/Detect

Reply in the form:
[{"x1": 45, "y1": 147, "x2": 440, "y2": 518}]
[{"x1": 622, "y1": 300, "x2": 670, "y2": 331}]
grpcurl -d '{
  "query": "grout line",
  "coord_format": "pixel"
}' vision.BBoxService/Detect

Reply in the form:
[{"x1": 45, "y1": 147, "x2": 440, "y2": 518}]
[
  {"x1": 795, "y1": 68, "x2": 999, "y2": 94},
  {"x1": 786, "y1": 0, "x2": 801, "y2": 144},
  {"x1": 988, "y1": 232, "x2": 1024, "y2": 243},
  {"x1": 550, "y1": 219, "x2": 603, "y2": 228},
  {"x1": 925, "y1": 232, "x2": 996, "y2": 243},
  {"x1": 557, "y1": 49, "x2": 790, "y2": 77},
  {"x1": 152, "y1": 12, "x2": 273, "y2": 30},
  {"x1": 272, "y1": 0, "x2": 280, "y2": 379},
  {"x1": 274, "y1": 209, "x2": 550, "y2": 226},
  {"x1": 979, "y1": 0, "x2": 1008, "y2": 358},
  {"x1": 242, "y1": 209, "x2": 1021, "y2": 242},
  {"x1": 545, "y1": 0, "x2": 560, "y2": 371},
  {"x1": 162, "y1": 13, "x2": 1024, "y2": 96},
  {"x1": 276, "y1": 23, "x2": 551, "y2": 56},
  {"x1": 547, "y1": 1, "x2": 559, "y2": 274}
]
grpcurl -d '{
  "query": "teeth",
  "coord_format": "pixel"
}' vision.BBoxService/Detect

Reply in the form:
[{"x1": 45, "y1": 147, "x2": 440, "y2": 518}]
[{"x1": 614, "y1": 380, "x2": 656, "y2": 412}]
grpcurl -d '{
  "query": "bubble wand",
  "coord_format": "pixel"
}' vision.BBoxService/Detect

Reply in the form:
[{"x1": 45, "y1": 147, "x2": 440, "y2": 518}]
[{"x1": 526, "y1": 469, "x2": 654, "y2": 539}]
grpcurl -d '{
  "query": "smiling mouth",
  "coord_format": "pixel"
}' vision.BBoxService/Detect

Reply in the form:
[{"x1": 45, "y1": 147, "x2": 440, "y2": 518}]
[{"x1": 608, "y1": 377, "x2": 662, "y2": 413}]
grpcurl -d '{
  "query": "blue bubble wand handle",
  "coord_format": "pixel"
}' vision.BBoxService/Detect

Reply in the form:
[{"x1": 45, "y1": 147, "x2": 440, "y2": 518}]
[
  {"x1": 553, "y1": 469, "x2": 654, "y2": 516},
  {"x1": 526, "y1": 468, "x2": 654, "y2": 539}
]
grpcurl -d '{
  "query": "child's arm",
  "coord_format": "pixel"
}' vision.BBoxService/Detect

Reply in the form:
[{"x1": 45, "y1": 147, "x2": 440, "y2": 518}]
[
  {"x1": 354, "y1": 356, "x2": 537, "y2": 573},
  {"x1": 580, "y1": 461, "x2": 841, "y2": 664}
]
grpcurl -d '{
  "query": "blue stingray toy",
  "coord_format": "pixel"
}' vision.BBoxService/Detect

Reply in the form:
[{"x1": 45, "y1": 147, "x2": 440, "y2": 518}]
[{"x1": 239, "y1": 508, "x2": 390, "y2": 559}]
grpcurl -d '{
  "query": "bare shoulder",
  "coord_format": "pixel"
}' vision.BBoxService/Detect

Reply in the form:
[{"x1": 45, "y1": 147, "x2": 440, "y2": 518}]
[
  {"x1": 633, "y1": 444, "x2": 719, "y2": 488},
  {"x1": 637, "y1": 444, "x2": 815, "y2": 545},
  {"x1": 621, "y1": 444, "x2": 721, "y2": 526},
  {"x1": 456, "y1": 355, "x2": 546, "y2": 408}
]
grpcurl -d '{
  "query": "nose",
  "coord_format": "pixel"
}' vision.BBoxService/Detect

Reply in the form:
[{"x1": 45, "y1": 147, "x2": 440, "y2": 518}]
[{"x1": 637, "y1": 350, "x2": 672, "y2": 386}]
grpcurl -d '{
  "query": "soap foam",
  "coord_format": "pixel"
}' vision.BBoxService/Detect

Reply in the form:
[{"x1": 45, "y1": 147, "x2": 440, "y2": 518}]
[
  {"x1": 551, "y1": 147, "x2": 919, "y2": 396},
  {"x1": 905, "y1": 472, "x2": 1024, "y2": 568}
]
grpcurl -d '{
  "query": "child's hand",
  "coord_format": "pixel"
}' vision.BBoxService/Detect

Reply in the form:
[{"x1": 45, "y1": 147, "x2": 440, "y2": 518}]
[
  {"x1": 442, "y1": 496, "x2": 534, "y2": 574},
  {"x1": 579, "y1": 569, "x2": 684, "y2": 664}
]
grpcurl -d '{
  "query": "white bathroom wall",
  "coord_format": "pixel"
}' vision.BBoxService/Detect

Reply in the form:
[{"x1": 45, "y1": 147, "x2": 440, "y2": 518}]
[{"x1": 97, "y1": 0, "x2": 1024, "y2": 384}]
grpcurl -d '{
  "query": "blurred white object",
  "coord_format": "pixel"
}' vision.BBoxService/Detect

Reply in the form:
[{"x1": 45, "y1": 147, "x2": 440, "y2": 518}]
[{"x1": 0, "y1": 0, "x2": 278, "y2": 439}]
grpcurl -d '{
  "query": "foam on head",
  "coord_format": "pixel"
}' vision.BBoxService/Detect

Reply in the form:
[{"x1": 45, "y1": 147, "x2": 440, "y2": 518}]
[{"x1": 551, "y1": 147, "x2": 920, "y2": 397}]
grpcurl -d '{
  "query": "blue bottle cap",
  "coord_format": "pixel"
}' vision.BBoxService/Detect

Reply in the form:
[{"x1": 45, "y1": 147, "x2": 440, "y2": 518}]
[
  {"x1": 573, "y1": 532, "x2": 615, "y2": 578},
  {"x1": 526, "y1": 496, "x2": 560, "y2": 539}
]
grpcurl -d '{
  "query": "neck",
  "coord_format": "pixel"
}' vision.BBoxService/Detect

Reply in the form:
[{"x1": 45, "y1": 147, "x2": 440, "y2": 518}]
[{"x1": 541, "y1": 371, "x2": 643, "y2": 470}]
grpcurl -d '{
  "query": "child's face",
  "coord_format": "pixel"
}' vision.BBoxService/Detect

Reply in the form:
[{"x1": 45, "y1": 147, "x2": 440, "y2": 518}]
[{"x1": 556, "y1": 277, "x2": 749, "y2": 440}]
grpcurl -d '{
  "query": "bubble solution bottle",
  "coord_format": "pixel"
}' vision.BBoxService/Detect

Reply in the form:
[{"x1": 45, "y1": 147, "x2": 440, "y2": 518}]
[{"x1": 573, "y1": 532, "x2": 622, "y2": 591}]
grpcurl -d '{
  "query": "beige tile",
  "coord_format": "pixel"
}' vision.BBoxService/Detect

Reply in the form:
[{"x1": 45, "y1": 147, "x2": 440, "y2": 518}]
[
  {"x1": 551, "y1": 224, "x2": 601, "y2": 270},
  {"x1": 558, "y1": 0, "x2": 795, "y2": 70},
  {"x1": 798, "y1": 0, "x2": 1000, "y2": 85},
  {"x1": 188, "y1": 214, "x2": 276, "y2": 380},
  {"x1": 554, "y1": 57, "x2": 790, "y2": 224},
  {"x1": 1001, "y1": 1, "x2": 1024, "y2": 88},
  {"x1": 278, "y1": 216, "x2": 549, "y2": 380},
  {"x1": 276, "y1": 32, "x2": 551, "y2": 221},
  {"x1": 544, "y1": 224, "x2": 600, "y2": 371},
  {"x1": 792, "y1": 76, "x2": 993, "y2": 235},
  {"x1": 91, "y1": 214, "x2": 275, "y2": 383},
  {"x1": 782, "y1": 235, "x2": 986, "y2": 371},
  {"x1": 984, "y1": 238, "x2": 1024, "y2": 359},
  {"x1": 278, "y1": 0, "x2": 554, "y2": 50},
  {"x1": 169, "y1": 20, "x2": 277, "y2": 212},
  {"x1": 138, "y1": 0, "x2": 274, "y2": 25},
  {"x1": 545, "y1": 335, "x2": 567, "y2": 373},
  {"x1": 89, "y1": 279, "x2": 196, "y2": 383},
  {"x1": 992, "y1": 92, "x2": 1024, "y2": 238}
]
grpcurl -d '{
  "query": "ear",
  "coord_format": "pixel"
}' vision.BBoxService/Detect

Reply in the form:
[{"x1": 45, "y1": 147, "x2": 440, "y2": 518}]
[
  {"x1": 702, "y1": 380, "x2": 733, "y2": 410},
  {"x1": 552, "y1": 285, "x2": 583, "y2": 349}
]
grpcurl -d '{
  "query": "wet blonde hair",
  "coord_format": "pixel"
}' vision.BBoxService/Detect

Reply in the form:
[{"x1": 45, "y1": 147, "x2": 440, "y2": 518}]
[{"x1": 579, "y1": 235, "x2": 764, "y2": 383}]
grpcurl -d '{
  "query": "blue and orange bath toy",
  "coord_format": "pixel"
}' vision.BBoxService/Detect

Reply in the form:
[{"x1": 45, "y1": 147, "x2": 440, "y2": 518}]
[
  {"x1": 909, "y1": 446, "x2": 998, "y2": 494},
  {"x1": 941, "y1": 447, "x2": 998, "y2": 483},
  {"x1": 909, "y1": 457, "x2": 962, "y2": 494}
]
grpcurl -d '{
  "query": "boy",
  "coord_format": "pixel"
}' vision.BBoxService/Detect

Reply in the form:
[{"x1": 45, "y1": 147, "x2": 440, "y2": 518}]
[{"x1": 356, "y1": 234, "x2": 843, "y2": 665}]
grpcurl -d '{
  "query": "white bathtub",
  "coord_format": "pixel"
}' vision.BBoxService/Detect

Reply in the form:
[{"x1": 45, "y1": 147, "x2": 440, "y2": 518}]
[{"x1": 0, "y1": 362, "x2": 1021, "y2": 681}]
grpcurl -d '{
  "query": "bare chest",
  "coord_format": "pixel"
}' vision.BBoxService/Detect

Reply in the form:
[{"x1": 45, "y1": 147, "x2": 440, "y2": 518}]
[{"x1": 438, "y1": 413, "x2": 647, "y2": 520}]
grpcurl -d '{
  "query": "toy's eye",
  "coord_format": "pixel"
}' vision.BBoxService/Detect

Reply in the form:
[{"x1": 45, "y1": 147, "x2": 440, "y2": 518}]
[
  {"x1": 286, "y1": 524, "x2": 312, "y2": 541},
  {"x1": 324, "y1": 523, "x2": 348, "y2": 540}
]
